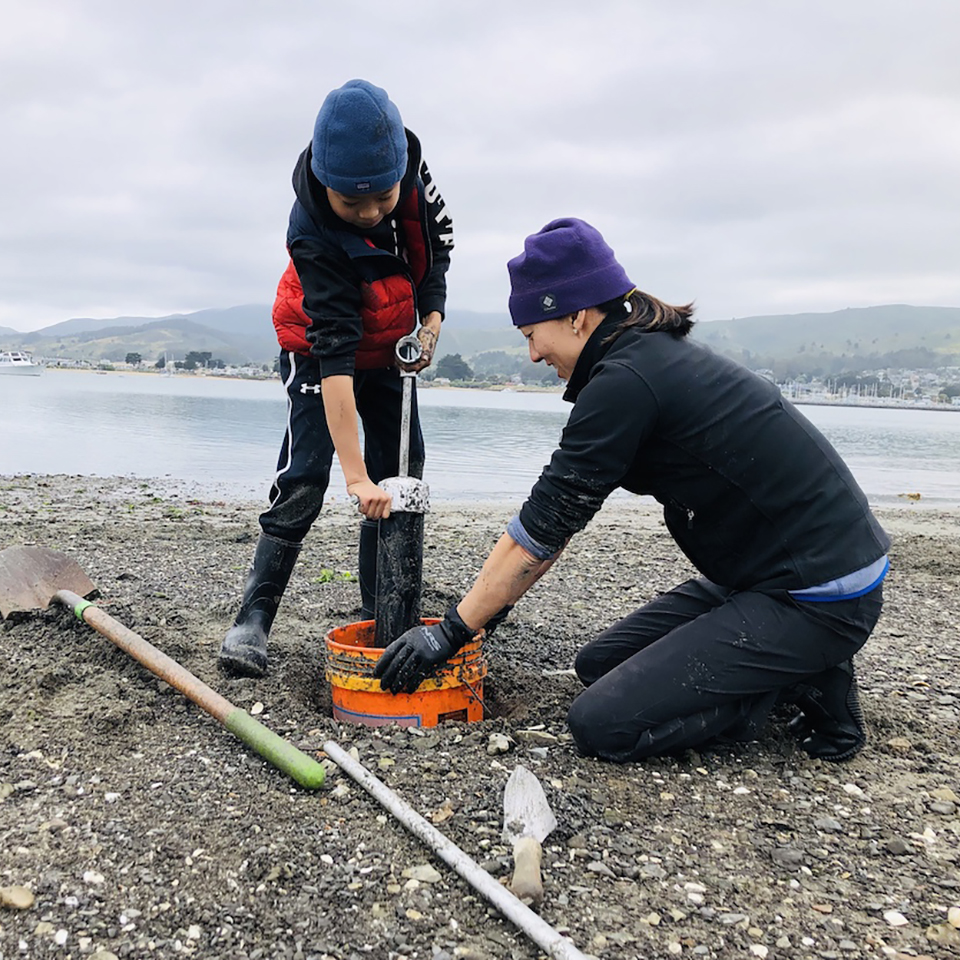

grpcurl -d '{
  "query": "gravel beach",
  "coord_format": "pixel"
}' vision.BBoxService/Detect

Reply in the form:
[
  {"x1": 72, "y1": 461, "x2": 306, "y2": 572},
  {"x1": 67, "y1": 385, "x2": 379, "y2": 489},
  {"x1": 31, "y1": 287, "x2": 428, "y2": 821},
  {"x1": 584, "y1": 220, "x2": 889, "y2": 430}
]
[{"x1": 2, "y1": 474, "x2": 959, "y2": 960}]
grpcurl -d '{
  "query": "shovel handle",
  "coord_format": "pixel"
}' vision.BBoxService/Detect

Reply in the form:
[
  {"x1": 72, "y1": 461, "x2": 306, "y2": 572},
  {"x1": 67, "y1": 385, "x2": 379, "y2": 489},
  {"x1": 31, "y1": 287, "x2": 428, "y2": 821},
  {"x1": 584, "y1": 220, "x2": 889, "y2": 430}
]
[
  {"x1": 54, "y1": 590, "x2": 325, "y2": 790},
  {"x1": 510, "y1": 836, "x2": 545, "y2": 907}
]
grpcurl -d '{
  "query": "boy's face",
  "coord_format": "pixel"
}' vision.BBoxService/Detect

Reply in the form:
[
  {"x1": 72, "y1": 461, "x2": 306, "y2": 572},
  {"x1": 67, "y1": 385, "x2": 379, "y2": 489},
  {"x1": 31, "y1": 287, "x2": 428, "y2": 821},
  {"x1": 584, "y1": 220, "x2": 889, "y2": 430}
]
[{"x1": 326, "y1": 183, "x2": 401, "y2": 229}]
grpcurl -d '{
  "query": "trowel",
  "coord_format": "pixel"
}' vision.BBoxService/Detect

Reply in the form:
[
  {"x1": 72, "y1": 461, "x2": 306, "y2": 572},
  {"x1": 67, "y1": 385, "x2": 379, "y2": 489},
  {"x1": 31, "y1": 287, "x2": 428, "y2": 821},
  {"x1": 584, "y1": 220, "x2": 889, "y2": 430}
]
[{"x1": 502, "y1": 765, "x2": 557, "y2": 907}]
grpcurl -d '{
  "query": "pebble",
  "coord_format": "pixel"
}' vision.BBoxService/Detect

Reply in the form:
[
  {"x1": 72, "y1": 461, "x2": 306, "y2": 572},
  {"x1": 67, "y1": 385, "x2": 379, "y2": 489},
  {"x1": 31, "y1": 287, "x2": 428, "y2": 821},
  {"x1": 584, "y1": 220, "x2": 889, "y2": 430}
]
[
  {"x1": 586, "y1": 861, "x2": 615, "y2": 878},
  {"x1": 402, "y1": 864, "x2": 443, "y2": 884},
  {"x1": 0, "y1": 886, "x2": 34, "y2": 909},
  {"x1": 486, "y1": 734, "x2": 512, "y2": 755},
  {"x1": 250, "y1": 701, "x2": 264, "y2": 715},
  {"x1": 883, "y1": 909, "x2": 909, "y2": 926},
  {"x1": 886, "y1": 736, "x2": 913, "y2": 753},
  {"x1": 749, "y1": 946, "x2": 768, "y2": 959},
  {"x1": 930, "y1": 800, "x2": 957, "y2": 815},
  {"x1": 948, "y1": 905, "x2": 960, "y2": 928},
  {"x1": 515, "y1": 729, "x2": 558, "y2": 745},
  {"x1": 814, "y1": 817, "x2": 844, "y2": 833},
  {"x1": 884, "y1": 838, "x2": 910, "y2": 856},
  {"x1": 772, "y1": 847, "x2": 804, "y2": 867}
]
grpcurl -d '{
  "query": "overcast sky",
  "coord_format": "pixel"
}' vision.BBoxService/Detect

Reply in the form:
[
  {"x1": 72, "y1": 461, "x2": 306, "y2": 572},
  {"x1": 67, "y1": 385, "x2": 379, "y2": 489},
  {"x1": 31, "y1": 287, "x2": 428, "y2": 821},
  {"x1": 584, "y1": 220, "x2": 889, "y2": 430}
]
[{"x1": 2, "y1": 0, "x2": 958, "y2": 333}]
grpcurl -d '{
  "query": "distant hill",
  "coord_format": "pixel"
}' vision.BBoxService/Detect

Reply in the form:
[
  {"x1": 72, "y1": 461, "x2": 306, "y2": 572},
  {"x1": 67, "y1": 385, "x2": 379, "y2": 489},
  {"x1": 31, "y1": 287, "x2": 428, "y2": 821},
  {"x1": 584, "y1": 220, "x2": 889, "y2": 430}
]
[
  {"x1": 6, "y1": 306, "x2": 276, "y2": 365},
  {"x1": 691, "y1": 304, "x2": 960, "y2": 376},
  {"x1": 3, "y1": 303, "x2": 957, "y2": 373},
  {"x1": 437, "y1": 309, "x2": 514, "y2": 357}
]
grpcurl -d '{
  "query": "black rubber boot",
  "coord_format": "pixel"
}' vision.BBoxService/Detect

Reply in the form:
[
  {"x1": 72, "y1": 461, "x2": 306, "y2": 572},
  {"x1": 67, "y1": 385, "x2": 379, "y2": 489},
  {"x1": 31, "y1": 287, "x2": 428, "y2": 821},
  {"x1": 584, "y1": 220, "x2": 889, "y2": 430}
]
[
  {"x1": 358, "y1": 518, "x2": 379, "y2": 621},
  {"x1": 219, "y1": 533, "x2": 301, "y2": 677},
  {"x1": 788, "y1": 660, "x2": 866, "y2": 762}
]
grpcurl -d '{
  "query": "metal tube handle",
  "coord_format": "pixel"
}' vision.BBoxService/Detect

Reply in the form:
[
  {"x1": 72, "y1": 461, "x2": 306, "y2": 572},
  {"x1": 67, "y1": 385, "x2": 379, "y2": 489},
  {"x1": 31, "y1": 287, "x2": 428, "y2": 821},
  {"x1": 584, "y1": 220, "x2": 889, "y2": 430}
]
[{"x1": 395, "y1": 335, "x2": 423, "y2": 478}]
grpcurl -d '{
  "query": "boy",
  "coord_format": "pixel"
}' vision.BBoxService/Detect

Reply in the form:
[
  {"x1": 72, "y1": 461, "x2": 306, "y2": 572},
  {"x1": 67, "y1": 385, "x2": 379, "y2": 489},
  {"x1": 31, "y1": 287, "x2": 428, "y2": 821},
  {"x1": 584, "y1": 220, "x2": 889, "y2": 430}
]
[{"x1": 220, "y1": 79, "x2": 453, "y2": 676}]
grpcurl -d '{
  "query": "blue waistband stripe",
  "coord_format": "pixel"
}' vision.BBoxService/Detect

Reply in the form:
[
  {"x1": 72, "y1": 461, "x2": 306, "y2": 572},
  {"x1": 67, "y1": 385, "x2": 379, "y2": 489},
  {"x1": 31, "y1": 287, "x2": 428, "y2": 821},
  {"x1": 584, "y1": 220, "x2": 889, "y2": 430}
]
[{"x1": 789, "y1": 555, "x2": 889, "y2": 602}]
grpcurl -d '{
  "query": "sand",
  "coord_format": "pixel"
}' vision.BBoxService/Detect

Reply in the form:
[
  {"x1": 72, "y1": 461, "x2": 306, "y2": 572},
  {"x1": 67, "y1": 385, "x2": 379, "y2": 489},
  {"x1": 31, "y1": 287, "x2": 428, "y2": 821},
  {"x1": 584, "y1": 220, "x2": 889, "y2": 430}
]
[{"x1": 1, "y1": 474, "x2": 959, "y2": 960}]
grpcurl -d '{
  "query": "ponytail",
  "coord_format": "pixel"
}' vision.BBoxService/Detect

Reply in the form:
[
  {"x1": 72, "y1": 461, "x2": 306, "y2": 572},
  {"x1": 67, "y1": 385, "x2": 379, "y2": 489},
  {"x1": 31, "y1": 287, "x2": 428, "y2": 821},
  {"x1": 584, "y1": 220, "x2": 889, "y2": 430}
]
[{"x1": 599, "y1": 289, "x2": 695, "y2": 340}]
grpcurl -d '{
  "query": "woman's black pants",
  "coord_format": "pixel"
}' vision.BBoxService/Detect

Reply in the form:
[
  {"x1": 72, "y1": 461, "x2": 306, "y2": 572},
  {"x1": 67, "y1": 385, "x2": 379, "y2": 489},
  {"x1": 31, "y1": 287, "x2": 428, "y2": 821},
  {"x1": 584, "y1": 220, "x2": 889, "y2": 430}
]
[{"x1": 567, "y1": 577, "x2": 883, "y2": 762}]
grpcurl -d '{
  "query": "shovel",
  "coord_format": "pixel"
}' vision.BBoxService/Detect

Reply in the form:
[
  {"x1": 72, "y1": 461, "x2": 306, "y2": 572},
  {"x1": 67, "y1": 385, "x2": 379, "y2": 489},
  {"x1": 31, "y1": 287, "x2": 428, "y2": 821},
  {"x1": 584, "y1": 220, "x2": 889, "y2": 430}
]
[
  {"x1": 502, "y1": 764, "x2": 558, "y2": 907},
  {"x1": 0, "y1": 545, "x2": 325, "y2": 790}
]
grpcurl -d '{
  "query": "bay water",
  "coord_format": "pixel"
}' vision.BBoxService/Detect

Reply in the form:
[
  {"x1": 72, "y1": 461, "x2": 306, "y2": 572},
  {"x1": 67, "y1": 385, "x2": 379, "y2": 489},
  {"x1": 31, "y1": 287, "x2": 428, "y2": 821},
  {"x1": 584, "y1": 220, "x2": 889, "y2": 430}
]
[{"x1": 2, "y1": 369, "x2": 959, "y2": 508}]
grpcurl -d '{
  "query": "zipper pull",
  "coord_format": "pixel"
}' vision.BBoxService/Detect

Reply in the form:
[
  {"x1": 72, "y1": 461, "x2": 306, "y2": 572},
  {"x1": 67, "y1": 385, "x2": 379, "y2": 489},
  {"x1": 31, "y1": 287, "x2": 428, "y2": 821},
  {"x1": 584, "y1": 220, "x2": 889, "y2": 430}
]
[{"x1": 687, "y1": 508, "x2": 695, "y2": 529}]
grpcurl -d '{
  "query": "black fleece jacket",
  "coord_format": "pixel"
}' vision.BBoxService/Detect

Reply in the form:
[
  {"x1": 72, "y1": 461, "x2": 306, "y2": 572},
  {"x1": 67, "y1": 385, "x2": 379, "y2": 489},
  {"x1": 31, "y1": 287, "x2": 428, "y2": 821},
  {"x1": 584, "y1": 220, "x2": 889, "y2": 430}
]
[
  {"x1": 286, "y1": 128, "x2": 453, "y2": 377},
  {"x1": 518, "y1": 317, "x2": 890, "y2": 592}
]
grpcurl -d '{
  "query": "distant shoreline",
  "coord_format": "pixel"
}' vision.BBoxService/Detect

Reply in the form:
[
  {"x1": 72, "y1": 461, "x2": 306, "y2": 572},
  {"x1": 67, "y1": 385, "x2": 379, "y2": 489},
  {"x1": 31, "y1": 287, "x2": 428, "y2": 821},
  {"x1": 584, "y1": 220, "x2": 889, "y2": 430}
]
[
  {"x1": 793, "y1": 397, "x2": 960, "y2": 414},
  {"x1": 36, "y1": 366, "x2": 960, "y2": 411}
]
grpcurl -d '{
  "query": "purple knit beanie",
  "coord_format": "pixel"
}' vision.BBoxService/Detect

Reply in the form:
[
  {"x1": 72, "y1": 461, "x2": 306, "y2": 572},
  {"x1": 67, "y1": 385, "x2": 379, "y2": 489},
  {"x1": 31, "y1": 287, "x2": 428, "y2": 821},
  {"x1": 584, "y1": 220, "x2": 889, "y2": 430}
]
[
  {"x1": 311, "y1": 79, "x2": 408, "y2": 195},
  {"x1": 507, "y1": 218, "x2": 634, "y2": 327}
]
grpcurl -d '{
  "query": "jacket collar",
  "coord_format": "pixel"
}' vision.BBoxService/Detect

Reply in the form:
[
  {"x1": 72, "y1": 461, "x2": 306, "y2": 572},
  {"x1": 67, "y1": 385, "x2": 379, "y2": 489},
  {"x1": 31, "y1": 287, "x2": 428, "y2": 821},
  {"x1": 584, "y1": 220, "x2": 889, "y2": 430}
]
[{"x1": 562, "y1": 313, "x2": 624, "y2": 403}]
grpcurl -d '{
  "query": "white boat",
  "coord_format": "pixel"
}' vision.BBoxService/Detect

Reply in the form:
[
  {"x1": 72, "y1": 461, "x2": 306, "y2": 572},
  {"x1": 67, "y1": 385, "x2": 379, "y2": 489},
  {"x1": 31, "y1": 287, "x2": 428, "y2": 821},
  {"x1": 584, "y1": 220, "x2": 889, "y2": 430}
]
[{"x1": 0, "y1": 351, "x2": 43, "y2": 376}]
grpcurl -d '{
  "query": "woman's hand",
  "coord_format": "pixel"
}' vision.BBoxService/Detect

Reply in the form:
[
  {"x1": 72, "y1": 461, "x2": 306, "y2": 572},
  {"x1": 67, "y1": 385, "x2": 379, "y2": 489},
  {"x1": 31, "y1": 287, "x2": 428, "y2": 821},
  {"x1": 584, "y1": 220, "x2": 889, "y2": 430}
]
[{"x1": 347, "y1": 478, "x2": 392, "y2": 519}]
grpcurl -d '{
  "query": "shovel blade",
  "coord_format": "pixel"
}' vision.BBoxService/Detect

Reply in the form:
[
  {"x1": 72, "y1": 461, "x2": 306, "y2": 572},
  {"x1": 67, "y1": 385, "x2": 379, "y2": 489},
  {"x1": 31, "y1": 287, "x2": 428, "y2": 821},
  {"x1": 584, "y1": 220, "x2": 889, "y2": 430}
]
[
  {"x1": 502, "y1": 764, "x2": 557, "y2": 845},
  {"x1": 0, "y1": 546, "x2": 96, "y2": 619}
]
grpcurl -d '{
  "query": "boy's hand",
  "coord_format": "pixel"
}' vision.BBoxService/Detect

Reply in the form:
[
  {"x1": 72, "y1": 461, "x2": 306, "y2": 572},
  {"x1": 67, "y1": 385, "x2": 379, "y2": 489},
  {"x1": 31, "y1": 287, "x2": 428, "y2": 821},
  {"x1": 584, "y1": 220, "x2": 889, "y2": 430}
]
[
  {"x1": 347, "y1": 479, "x2": 392, "y2": 519},
  {"x1": 413, "y1": 312, "x2": 442, "y2": 371}
]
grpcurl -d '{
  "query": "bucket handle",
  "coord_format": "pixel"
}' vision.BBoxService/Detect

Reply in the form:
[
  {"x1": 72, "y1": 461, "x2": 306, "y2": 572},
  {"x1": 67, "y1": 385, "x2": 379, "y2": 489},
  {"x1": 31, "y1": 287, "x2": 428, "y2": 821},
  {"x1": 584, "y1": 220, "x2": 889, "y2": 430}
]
[{"x1": 460, "y1": 676, "x2": 489, "y2": 718}]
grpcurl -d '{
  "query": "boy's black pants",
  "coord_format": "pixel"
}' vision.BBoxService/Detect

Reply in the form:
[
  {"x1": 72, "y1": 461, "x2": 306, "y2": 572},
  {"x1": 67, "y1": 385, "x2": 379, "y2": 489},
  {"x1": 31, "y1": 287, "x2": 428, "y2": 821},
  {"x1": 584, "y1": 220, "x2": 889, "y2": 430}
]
[
  {"x1": 567, "y1": 576, "x2": 883, "y2": 762},
  {"x1": 259, "y1": 351, "x2": 425, "y2": 543}
]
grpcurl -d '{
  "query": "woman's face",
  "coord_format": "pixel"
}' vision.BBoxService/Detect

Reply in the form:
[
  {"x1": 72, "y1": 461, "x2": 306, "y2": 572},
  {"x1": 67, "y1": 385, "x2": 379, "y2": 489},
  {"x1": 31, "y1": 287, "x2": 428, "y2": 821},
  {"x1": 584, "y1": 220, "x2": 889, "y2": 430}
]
[{"x1": 519, "y1": 314, "x2": 586, "y2": 382}]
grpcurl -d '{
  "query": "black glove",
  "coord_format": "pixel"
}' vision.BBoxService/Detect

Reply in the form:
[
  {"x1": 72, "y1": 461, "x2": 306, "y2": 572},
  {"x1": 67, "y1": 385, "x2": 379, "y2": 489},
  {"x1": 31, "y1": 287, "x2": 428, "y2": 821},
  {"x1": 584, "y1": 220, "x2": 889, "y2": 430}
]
[
  {"x1": 484, "y1": 604, "x2": 513, "y2": 637},
  {"x1": 374, "y1": 605, "x2": 474, "y2": 694}
]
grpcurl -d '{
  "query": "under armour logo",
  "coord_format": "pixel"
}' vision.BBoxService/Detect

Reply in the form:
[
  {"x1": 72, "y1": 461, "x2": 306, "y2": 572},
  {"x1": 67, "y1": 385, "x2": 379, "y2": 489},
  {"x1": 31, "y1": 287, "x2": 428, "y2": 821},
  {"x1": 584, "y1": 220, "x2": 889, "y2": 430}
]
[
  {"x1": 540, "y1": 294, "x2": 558, "y2": 313},
  {"x1": 300, "y1": 383, "x2": 322, "y2": 395},
  {"x1": 354, "y1": 181, "x2": 371, "y2": 193}
]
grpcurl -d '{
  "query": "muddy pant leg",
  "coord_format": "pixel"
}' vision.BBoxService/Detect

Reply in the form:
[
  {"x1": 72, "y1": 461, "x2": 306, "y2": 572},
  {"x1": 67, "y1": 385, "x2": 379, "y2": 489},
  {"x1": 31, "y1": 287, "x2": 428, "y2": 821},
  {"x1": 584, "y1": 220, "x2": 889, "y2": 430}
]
[
  {"x1": 259, "y1": 351, "x2": 334, "y2": 542},
  {"x1": 359, "y1": 518, "x2": 379, "y2": 619},
  {"x1": 567, "y1": 585, "x2": 881, "y2": 762}
]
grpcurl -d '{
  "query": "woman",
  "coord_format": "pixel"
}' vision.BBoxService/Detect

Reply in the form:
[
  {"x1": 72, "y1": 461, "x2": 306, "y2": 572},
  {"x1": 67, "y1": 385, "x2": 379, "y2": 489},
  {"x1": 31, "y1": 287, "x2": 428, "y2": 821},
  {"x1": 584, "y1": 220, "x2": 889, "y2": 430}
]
[{"x1": 375, "y1": 218, "x2": 888, "y2": 763}]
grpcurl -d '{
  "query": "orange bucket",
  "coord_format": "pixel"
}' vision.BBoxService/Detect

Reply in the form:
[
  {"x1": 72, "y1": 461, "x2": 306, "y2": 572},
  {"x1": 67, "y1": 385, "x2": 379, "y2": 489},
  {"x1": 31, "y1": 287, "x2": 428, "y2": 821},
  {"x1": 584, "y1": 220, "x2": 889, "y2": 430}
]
[{"x1": 324, "y1": 618, "x2": 487, "y2": 728}]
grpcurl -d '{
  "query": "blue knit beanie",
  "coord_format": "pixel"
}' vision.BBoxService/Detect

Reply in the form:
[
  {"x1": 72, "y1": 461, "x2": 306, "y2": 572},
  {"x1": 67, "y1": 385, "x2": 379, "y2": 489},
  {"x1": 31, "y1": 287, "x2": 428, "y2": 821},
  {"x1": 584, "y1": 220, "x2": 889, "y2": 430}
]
[
  {"x1": 310, "y1": 79, "x2": 408, "y2": 195},
  {"x1": 507, "y1": 218, "x2": 634, "y2": 327}
]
